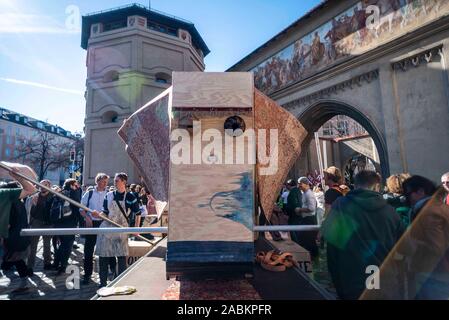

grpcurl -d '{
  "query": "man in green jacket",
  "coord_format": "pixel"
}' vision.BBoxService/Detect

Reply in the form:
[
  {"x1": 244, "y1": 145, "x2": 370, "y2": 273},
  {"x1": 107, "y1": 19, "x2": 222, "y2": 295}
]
[{"x1": 322, "y1": 170, "x2": 405, "y2": 300}]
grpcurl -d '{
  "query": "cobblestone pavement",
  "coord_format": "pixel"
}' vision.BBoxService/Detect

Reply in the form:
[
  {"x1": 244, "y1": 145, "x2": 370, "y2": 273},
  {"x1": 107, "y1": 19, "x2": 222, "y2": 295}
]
[{"x1": 0, "y1": 236, "x2": 100, "y2": 300}]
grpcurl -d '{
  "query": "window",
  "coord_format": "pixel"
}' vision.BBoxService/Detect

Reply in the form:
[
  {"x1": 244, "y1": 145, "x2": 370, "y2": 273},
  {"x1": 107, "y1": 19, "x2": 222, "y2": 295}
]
[
  {"x1": 102, "y1": 111, "x2": 119, "y2": 124},
  {"x1": 148, "y1": 22, "x2": 177, "y2": 37},
  {"x1": 103, "y1": 20, "x2": 127, "y2": 32},
  {"x1": 37, "y1": 122, "x2": 44, "y2": 129},
  {"x1": 103, "y1": 70, "x2": 119, "y2": 83},
  {"x1": 6, "y1": 136, "x2": 11, "y2": 144},
  {"x1": 155, "y1": 72, "x2": 171, "y2": 85},
  {"x1": 5, "y1": 148, "x2": 10, "y2": 157},
  {"x1": 16, "y1": 128, "x2": 20, "y2": 136},
  {"x1": 14, "y1": 150, "x2": 19, "y2": 158},
  {"x1": 337, "y1": 120, "x2": 349, "y2": 136},
  {"x1": 322, "y1": 123, "x2": 333, "y2": 136},
  {"x1": 15, "y1": 115, "x2": 19, "y2": 121}
]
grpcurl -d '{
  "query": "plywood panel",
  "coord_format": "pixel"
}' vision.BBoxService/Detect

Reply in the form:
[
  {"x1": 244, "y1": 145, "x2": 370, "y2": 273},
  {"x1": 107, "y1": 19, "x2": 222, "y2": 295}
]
[
  {"x1": 169, "y1": 112, "x2": 255, "y2": 243},
  {"x1": 169, "y1": 164, "x2": 254, "y2": 242},
  {"x1": 172, "y1": 72, "x2": 253, "y2": 109}
]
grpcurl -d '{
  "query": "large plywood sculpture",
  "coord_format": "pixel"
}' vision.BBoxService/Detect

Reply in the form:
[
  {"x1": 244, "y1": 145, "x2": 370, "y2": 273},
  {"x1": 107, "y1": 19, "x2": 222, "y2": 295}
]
[{"x1": 118, "y1": 72, "x2": 307, "y2": 278}]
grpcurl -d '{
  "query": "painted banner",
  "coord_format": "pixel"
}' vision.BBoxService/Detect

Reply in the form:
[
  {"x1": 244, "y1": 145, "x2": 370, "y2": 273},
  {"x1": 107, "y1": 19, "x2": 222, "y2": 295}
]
[{"x1": 253, "y1": 0, "x2": 449, "y2": 94}]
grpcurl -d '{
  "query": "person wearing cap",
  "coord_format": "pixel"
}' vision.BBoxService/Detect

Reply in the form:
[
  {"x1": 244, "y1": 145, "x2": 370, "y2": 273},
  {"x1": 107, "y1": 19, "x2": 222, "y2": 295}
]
[{"x1": 296, "y1": 177, "x2": 319, "y2": 257}]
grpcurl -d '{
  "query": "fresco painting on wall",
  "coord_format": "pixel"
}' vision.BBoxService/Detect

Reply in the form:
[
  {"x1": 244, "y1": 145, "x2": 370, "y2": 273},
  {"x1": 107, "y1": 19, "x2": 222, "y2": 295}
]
[{"x1": 252, "y1": 0, "x2": 449, "y2": 94}]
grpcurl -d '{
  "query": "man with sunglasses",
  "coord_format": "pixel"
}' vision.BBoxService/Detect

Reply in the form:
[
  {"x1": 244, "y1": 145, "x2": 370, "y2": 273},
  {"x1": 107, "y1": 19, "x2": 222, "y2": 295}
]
[
  {"x1": 403, "y1": 176, "x2": 436, "y2": 223},
  {"x1": 441, "y1": 172, "x2": 449, "y2": 205}
]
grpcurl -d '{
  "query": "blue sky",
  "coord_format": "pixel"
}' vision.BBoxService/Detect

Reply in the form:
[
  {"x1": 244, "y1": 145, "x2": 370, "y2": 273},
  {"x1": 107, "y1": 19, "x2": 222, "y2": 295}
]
[{"x1": 0, "y1": 0, "x2": 321, "y2": 133}]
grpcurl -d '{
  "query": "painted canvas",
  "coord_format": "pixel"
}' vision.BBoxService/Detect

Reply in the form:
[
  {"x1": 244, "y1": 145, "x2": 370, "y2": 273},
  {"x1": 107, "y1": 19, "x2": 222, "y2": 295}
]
[
  {"x1": 253, "y1": 0, "x2": 449, "y2": 94},
  {"x1": 118, "y1": 88, "x2": 171, "y2": 202}
]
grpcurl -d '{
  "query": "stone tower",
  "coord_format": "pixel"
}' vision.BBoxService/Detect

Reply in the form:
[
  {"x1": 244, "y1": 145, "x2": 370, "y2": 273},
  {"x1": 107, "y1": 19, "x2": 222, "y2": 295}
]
[{"x1": 81, "y1": 4, "x2": 209, "y2": 185}]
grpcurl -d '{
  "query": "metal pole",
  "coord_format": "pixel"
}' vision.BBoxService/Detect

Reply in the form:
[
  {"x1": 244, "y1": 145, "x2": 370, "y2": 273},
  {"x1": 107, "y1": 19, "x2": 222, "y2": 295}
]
[
  {"x1": 0, "y1": 162, "x2": 154, "y2": 245},
  {"x1": 254, "y1": 225, "x2": 320, "y2": 232},
  {"x1": 21, "y1": 225, "x2": 320, "y2": 236},
  {"x1": 21, "y1": 227, "x2": 168, "y2": 237},
  {"x1": 315, "y1": 132, "x2": 326, "y2": 189}
]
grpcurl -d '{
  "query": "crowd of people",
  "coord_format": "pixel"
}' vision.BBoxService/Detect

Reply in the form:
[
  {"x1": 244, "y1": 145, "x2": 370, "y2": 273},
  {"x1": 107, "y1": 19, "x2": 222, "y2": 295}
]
[
  {"x1": 267, "y1": 166, "x2": 449, "y2": 300},
  {"x1": 0, "y1": 165, "x2": 159, "y2": 294},
  {"x1": 3, "y1": 161, "x2": 449, "y2": 300}
]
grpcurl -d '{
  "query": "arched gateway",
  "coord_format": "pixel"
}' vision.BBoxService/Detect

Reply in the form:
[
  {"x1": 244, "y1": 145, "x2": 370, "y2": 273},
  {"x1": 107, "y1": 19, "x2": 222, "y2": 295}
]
[
  {"x1": 229, "y1": 0, "x2": 449, "y2": 182},
  {"x1": 298, "y1": 100, "x2": 390, "y2": 180}
]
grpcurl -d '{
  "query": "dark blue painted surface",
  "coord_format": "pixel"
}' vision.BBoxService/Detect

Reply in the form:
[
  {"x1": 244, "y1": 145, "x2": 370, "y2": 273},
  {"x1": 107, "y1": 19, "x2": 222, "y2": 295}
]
[{"x1": 167, "y1": 241, "x2": 254, "y2": 263}]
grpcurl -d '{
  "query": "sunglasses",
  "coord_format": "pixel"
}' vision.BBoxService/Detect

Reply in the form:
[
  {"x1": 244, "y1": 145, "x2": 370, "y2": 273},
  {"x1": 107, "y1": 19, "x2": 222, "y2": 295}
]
[{"x1": 443, "y1": 181, "x2": 449, "y2": 185}]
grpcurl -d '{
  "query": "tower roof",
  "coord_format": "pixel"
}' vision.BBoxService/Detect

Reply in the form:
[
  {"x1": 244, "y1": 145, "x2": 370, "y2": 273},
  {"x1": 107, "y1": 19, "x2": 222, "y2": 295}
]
[{"x1": 81, "y1": 3, "x2": 210, "y2": 56}]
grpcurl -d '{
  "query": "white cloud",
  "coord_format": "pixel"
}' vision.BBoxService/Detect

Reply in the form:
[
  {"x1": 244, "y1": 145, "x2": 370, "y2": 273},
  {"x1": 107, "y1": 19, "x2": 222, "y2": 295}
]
[{"x1": 0, "y1": 77, "x2": 84, "y2": 96}]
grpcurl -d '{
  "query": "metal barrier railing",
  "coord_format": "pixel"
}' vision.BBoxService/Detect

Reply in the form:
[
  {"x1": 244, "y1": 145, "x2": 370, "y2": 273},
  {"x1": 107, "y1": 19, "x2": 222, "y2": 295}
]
[{"x1": 21, "y1": 225, "x2": 320, "y2": 237}]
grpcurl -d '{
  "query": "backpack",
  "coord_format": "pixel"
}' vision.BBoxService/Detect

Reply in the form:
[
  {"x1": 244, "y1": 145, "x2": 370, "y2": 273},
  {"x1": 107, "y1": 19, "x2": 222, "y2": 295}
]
[{"x1": 50, "y1": 192, "x2": 73, "y2": 223}]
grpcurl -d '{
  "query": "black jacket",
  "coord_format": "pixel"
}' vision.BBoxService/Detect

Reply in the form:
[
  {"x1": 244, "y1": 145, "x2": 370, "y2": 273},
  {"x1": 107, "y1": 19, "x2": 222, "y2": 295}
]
[
  {"x1": 30, "y1": 193, "x2": 54, "y2": 224},
  {"x1": 322, "y1": 189, "x2": 405, "y2": 300},
  {"x1": 50, "y1": 189, "x2": 81, "y2": 227},
  {"x1": 5, "y1": 199, "x2": 30, "y2": 254}
]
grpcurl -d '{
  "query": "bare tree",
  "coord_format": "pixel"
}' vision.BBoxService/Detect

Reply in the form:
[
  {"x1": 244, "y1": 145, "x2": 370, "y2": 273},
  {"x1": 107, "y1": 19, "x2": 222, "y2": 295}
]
[
  {"x1": 72, "y1": 134, "x2": 85, "y2": 180},
  {"x1": 14, "y1": 130, "x2": 72, "y2": 181}
]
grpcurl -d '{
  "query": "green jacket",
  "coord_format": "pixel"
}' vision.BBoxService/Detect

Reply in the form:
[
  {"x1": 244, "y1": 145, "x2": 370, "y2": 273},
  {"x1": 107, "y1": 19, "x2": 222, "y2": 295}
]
[
  {"x1": 322, "y1": 189, "x2": 405, "y2": 300},
  {"x1": 285, "y1": 187, "x2": 302, "y2": 218},
  {"x1": 0, "y1": 188, "x2": 22, "y2": 238}
]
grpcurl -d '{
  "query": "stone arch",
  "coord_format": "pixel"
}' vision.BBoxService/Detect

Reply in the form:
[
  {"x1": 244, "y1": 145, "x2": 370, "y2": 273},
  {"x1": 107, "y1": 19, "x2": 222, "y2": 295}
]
[{"x1": 296, "y1": 99, "x2": 390, "y2": 180}]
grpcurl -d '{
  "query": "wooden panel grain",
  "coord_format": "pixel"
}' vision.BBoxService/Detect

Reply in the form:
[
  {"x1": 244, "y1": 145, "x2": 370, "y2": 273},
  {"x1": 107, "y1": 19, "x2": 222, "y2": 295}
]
[
  {"x1": 169, "y1": 164, "x2": 254, "y2": 242},
  {"x1": 172, "y1": 72, "x2": 253, "y2": 109},
  {"x1": 169, "y1": 111, "x2": 255, "y2": 243}
]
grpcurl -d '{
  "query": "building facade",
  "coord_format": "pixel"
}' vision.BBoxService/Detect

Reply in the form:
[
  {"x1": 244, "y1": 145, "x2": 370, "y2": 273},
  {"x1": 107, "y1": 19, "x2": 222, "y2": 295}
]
[
  {"x1": 81, "y1": 4, "x2": 209, "y2": 185},
  {"x1": 229, "y1": 0, "x2": 449, "y2": 182},
  {"x1": 0, "y1": 107, "x2": 77, "y2": 185}
]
